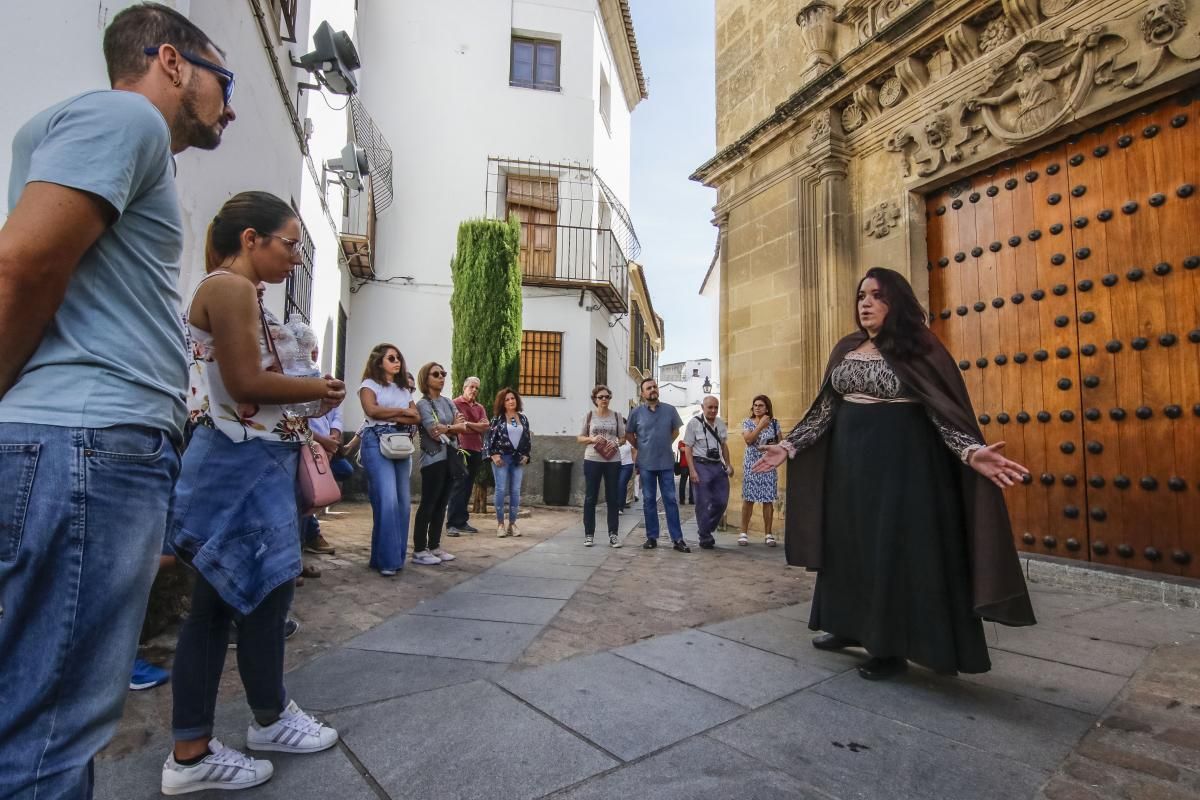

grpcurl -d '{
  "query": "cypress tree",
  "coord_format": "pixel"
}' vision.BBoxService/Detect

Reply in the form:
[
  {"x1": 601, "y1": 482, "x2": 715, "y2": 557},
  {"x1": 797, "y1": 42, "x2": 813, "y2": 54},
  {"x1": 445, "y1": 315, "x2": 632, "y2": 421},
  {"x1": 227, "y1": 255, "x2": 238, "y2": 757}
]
[{"x1": 450, "y1": 216, "x2": 522, "y2": 418}]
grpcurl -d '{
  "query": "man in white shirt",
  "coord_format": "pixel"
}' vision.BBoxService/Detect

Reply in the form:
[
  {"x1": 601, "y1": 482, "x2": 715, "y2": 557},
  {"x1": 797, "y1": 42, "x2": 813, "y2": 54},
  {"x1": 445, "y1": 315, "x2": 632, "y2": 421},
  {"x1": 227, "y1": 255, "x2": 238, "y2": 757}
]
[{"x1": 680, "y1": 396, "x2": 733, "y2": 549}]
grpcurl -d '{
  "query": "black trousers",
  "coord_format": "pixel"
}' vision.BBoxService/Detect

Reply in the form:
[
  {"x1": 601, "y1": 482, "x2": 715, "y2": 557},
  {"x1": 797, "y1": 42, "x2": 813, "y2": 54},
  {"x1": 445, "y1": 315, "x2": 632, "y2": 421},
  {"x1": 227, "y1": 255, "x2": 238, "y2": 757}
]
[
  {"x1": 677, "y1": 469, "x2": 694, "y2": 504},
  {"x1": 447, "y1": 449, "x2": 483, "y2": 528},
  {"x1": 414, "y1": 460, "x2": 452, "y2": 552}
]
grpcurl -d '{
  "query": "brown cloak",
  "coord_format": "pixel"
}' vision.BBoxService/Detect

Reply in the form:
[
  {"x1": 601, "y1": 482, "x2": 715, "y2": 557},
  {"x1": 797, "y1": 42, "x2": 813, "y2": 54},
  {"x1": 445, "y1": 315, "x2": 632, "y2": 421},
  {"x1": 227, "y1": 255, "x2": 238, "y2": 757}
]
[{"x1": 783, "y1": 330, "x2": 1036, "y2": 627}]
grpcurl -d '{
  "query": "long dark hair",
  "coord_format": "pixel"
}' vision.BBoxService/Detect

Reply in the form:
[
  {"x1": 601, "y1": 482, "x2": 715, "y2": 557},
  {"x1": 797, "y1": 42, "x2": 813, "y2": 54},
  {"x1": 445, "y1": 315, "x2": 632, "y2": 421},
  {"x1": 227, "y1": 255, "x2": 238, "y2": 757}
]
[
  {"x1": 205, "y1": 191, "x2": 295, "y2": 273},
  {"x1": 856, "y1": 267, "x2": 934, "y2": 360},
  {"x1": 362, "y1": 343, "x2": 404, "y2": 386}
]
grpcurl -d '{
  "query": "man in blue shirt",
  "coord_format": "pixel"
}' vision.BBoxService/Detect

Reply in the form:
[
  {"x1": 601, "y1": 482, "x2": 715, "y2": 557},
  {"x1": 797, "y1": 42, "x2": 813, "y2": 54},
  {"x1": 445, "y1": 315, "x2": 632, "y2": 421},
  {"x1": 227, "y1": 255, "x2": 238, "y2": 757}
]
[
  {"x1": 626, "y1": 377, "x2": 690, "y2": 552},
  {"x1": 0, "y1": 5, "x2": 235, "y2": 797}
]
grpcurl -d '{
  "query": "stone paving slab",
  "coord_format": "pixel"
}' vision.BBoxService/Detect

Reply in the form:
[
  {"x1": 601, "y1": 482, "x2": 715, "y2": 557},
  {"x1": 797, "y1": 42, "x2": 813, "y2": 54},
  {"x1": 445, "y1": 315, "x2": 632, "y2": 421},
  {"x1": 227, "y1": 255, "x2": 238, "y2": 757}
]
[
  {"x1": 701, "y1": 610, "x2": 862, "y2": 672},
  {"x1": 448, "y1": 572, "x2": 585, "y2": 600},
  {"x1": 987, "y1": 623, "x2": 1150, "y2": 677},
  {"x1": 499, "y1": 652, "x2": 744, "y2": 762},
  {"x1": 545, "y1": 735, "x2": 831, "y2": 800},
  {"x1": 504, "y1": 548, "x2": 614, "y2": 567},
  {"x1": 345, "y1": 614, "x2": 542, "y2": 663},
  {"x1": 329, "y1": 680, "x2": 616, "y2": 800},
  {"x1": 488, "y1": 559, "x2": 599, "y2": 581},
  {"x1": 1035, "y1": 599, "x2": 1200, "y2": 649},
  {"x1": 616, "y1": 628, "x2": 835, "y2": 709},
  {"x1": 284, "y1": 648, "x2": 506, "y2": 712},
  {"x1": 408, "y1": 591, "x2": 568, "y2": 625},
  {"x1": 1028, "y1": 587, "x2": 1122, "y2": 618},
  {"x1": 709, "y1": 691, "x2": 1049, "y2": 800},
  {"x1": 960, "y1": 648, "x2": 1131, "y2": 716},
  {"x1": 95, "y1": 713, "x2": 375, "y2": 800},
  {"x1": 771, "y1": 601, "x2": 812, "y2": 622},
  {"x1": 814, "y1": 669, "x2": 1094, "y2": 771}
]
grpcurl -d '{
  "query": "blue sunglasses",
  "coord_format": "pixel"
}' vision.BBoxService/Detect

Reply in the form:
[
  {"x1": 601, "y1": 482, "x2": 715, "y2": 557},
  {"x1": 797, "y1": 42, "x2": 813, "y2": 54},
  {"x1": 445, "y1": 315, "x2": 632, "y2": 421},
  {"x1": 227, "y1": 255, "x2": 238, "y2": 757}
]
[{"x1": 144, "y1": 45, "x2": 235, "y2": 106}]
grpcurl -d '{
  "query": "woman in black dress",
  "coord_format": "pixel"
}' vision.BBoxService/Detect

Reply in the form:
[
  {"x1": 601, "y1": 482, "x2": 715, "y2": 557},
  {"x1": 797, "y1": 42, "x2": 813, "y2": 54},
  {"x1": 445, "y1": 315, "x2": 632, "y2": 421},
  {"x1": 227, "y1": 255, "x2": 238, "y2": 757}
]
[{"x1": 754, "y1": 268, "x2": 1035, "y2": 680}]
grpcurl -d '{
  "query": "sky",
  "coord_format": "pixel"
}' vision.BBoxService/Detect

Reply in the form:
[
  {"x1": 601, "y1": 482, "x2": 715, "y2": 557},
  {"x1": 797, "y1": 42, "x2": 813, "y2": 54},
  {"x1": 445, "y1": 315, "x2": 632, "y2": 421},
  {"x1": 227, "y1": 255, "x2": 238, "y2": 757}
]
[{"x1": 627, "y1": 0, "x2": 717, "y2": 366}]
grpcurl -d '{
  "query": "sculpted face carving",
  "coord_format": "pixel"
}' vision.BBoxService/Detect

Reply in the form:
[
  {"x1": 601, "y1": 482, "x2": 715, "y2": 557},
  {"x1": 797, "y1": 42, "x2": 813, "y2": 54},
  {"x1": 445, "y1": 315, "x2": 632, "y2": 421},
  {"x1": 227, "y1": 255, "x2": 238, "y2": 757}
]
[
  {"x1": 1140, "y1": 0, "x2": 1186, "y2": 46},
  {"x1": 924, "y1": 116, "x2": 950, "y2": 149}
]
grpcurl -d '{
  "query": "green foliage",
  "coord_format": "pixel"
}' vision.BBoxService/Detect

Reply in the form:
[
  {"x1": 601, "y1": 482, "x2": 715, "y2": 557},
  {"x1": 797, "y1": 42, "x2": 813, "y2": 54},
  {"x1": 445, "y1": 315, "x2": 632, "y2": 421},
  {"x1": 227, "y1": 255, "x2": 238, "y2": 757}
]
[{"x1": 450, "y1": 215, "x2": 522, "y2": 417}]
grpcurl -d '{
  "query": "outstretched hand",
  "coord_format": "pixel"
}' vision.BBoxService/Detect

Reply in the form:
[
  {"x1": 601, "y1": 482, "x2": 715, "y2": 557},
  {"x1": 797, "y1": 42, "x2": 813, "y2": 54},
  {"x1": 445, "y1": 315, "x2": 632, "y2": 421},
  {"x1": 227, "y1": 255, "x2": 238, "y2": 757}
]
[
  {"x1": 751, "y1": 444, "x2": 787, "y2": 473},
  {"x1": 968, "y1": 441, "x2": 1030, "y2": 489}
]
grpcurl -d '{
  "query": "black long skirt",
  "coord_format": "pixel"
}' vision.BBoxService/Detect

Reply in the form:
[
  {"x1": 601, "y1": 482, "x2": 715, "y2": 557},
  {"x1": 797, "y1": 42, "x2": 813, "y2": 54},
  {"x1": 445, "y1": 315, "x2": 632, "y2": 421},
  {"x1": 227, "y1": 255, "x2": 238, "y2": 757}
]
[{"x1": 808, "y1": 401, "x2": 991, "y2": 674}]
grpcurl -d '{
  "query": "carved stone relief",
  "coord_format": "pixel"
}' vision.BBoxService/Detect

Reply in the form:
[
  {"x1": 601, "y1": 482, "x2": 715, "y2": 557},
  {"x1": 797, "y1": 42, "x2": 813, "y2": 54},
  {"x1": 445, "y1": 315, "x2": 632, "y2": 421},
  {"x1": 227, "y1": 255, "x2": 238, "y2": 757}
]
[
  {"x1": 841, "y1": 0, "x2": 930, "y2": 42},
  {"x1": 863, "y1": 201, "x2": 902, "y2": 238},
  {"x1": 946, "y1": 24, "x2": 980, "y2": 66},
  {"x1": 795, "y1": 1, "x2": 839, "y2": 82},
  {"x1": 884, "y1": 0, "x2": 1200, "y2": 179},
  {"x1": 979, "y1": 17, "x2": 1015, "y2": 53},
  {"x1": 811, "y1": 112, "x2": 832, "y2": 143},
  {"x1": 1040, "y1": 0, "x2": 1075, "y2": 17},
  {"x1": 895, "y1": 56, "x2": 931, "y2": 94},
  {"x1": 842, "y1": 103, "x2": 867, "y2": 132},
  {"x1": 886, "y1": 98, "x2": 984, "y2": 176},
  {"x1": 854, "y1": 84, "x2": 882, "y2": 118},
  {"x1": 879, "y1": 76, "x2": 905, "y2": 107},
  {"x1": 1002, "y1": 0, "x2": 1041, "y2": 33}
]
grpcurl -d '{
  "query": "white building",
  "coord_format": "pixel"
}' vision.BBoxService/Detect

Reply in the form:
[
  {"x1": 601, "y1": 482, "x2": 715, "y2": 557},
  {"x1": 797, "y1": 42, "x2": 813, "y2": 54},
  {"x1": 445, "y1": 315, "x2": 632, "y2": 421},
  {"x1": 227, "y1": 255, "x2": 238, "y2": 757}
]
[
  {"x1": 2, "y1": 0, "x2": 361, "y2": 385},
  {"x1": 343, "y1": 0, "x2": 651, "y2": 451},
  {"x1": 658, "y1": 357, "x2": 716, "y2": 408}
]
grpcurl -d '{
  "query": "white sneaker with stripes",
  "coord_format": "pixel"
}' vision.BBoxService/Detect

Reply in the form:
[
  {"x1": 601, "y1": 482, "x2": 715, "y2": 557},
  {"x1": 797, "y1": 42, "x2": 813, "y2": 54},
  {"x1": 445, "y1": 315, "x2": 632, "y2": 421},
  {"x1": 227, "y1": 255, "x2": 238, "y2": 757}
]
[
  {"x1": 160, "y1": 738, "x2": 273, "y2": 794},
  {"x1": 246, "y1": 700, "x2": 339, "y2": 754}
]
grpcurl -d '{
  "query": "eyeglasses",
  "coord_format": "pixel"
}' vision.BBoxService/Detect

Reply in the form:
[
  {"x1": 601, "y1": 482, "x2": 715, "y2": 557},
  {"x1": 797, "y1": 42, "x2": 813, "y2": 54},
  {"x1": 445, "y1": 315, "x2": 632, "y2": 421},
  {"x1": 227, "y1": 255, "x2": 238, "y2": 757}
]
[
  {"x1": 430, "y1": 371, "x2": 447, "y2": 378},
  {"x1": 144, "y1": 46, "x2": 235, "y2": 106},
  {"x1": 259, "y1": 232, "x2": 303, "y2": 255},
  {"x1": 595, "y1": 394, "x2": 611, "y2": 400}
]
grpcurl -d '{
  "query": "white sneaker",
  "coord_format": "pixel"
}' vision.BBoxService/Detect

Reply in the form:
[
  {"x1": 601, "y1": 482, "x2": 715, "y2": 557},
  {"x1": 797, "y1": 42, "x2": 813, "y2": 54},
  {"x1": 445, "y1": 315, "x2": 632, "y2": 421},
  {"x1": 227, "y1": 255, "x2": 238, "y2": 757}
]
[
  {"x1": 247, "y1": 700, "x2": 339, "y2": 754},
  {"x1": 496, "y1": 523, "x2": 509, "y2": 538},
  {"x1": 412, "y1": 550, "x2": 442, "y2": 565},
  {"x1": 508, "y1": 523, "x2": 522, "y2": 537},
  {"x1": 431, "y1": 548, "x2": 456, "y2": 562},
  {"x1": 609, "y1": 534, "x2": 622, "y2": 548},
  {"x1": 161, "y1": 738, "x2": 273, "y2": 795}
]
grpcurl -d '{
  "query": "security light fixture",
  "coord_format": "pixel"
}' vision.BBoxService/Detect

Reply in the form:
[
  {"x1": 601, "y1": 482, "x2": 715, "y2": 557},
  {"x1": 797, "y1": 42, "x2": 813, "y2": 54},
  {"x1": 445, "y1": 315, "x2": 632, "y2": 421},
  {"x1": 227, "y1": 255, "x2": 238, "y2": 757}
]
[
  {"x1": 324, "y1": 142, "x2": 370, "y2": 193},
  {"x1": 292, "y1": 21, "x2": 360, "y2": 95}
]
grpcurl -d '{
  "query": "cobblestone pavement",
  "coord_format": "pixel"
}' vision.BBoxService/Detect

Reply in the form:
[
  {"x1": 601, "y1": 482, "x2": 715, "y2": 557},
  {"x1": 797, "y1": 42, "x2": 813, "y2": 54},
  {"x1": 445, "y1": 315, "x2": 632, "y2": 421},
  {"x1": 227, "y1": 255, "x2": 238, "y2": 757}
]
[
  {"x1": 106, "y1": 501, "x2": 577, "y2": 757},
  {"x1": 1039, "y1": 641, "x2": 1200, "y2": 800}
]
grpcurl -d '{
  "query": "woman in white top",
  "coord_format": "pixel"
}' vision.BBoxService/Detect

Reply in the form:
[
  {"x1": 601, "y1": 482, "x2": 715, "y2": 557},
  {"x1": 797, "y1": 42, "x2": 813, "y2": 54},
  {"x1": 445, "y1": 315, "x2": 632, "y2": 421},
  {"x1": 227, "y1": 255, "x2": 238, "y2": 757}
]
[
  {"x1": 576, "y1": 385, "x2": 626, "y2": 547},
  {"x1": 358, "y1": 343, "x2": 420, "y2": 575}
]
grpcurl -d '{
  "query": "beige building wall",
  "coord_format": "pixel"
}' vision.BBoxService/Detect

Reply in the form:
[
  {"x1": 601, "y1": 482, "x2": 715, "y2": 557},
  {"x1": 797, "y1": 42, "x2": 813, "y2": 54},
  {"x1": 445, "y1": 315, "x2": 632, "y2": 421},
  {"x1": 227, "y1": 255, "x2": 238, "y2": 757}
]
[{"x1": 700, "y1": 0, "x2": 1200, "y2": 531}]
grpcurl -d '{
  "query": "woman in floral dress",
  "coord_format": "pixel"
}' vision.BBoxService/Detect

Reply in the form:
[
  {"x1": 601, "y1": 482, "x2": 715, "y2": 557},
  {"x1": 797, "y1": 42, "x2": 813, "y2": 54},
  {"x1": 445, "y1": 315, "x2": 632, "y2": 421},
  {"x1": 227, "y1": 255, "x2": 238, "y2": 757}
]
[{"x1": 739, "y1": 395, "x2": 781, "y2": 546}]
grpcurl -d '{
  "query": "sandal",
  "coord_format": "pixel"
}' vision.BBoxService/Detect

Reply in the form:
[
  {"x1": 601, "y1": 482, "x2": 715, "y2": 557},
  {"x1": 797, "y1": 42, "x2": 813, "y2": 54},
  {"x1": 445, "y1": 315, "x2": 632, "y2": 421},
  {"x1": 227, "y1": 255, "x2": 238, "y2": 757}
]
[
  {"x1": 737, "y1": 532, "x2": 749, "y2": 546},
  {"x1": 765, "y1": 533, "x2": 777, "y2": 547}
]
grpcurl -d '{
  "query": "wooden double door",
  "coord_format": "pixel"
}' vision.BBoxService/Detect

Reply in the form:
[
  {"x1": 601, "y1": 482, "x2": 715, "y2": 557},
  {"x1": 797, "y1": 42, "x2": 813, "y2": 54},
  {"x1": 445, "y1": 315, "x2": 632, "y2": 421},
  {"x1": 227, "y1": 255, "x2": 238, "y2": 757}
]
[{"x1": 927, "y1": 93, "x2": 1200, "y2": 578}]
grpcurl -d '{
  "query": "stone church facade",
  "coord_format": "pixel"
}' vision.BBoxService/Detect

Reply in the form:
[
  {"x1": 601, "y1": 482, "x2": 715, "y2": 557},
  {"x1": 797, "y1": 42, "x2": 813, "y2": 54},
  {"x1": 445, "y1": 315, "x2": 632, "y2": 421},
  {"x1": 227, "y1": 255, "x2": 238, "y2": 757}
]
[{"x1": 694, "y1": 0, "x2": 1200, "y2": 576}]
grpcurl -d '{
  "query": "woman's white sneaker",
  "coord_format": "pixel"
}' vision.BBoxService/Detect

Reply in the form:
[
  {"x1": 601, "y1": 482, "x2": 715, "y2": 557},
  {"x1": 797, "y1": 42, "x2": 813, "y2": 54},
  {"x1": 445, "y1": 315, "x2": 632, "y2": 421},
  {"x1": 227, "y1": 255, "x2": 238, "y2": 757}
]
[
  {"x1": 161, "y1": 738, "x2": 273, "y2": 795},
  {"x1": 246, "y1": 700, "x2": 339, "y2": 754},
  {"x1": 412, "y1": 550, "x2": 442, "y2": 565},
  {"x1": 431, "y1": 548, "x2": 456, "y2": 562}
]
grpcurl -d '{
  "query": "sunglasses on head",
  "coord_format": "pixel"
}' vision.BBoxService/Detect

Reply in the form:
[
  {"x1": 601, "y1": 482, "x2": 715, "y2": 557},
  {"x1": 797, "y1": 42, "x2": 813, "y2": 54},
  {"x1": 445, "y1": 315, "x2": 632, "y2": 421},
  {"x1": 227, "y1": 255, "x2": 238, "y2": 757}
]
[{"x1": 144, "y1": 45, "x2": 235, "y2": 106}]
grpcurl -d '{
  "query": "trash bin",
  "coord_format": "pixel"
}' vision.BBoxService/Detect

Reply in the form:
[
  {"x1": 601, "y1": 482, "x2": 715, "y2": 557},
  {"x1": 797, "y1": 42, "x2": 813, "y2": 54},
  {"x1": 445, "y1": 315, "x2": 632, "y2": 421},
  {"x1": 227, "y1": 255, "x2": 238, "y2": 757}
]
[{"x1": 543, "y1": 459, "x2": 573, "y2": 506}]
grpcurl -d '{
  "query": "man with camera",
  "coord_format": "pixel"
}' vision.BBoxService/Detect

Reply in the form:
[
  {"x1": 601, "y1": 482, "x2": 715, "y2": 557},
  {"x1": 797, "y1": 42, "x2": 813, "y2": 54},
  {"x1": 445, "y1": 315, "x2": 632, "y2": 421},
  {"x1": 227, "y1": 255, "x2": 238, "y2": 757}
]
[{"x1": 680, "y1": 396, "x2": 733, "y2": 550}]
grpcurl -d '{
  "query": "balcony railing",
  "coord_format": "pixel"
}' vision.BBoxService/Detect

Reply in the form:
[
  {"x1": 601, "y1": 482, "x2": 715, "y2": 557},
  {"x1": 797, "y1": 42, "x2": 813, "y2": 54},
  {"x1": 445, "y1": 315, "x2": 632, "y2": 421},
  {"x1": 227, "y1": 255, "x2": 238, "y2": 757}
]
[
  {"x1": 340, "y1": 97, "x2": 393, "y2": 281},
  {"x1": 485, "y1": 157, "x2": 639, "y2": 315}
]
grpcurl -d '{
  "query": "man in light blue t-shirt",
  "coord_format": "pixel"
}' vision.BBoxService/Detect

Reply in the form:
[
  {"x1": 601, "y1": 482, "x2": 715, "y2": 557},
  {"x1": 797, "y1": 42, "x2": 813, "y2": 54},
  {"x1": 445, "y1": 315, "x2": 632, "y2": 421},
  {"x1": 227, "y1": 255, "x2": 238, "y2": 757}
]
[
  {"x1": 0, "y1": 5, "x2": 235, "y2": 797},
  {"x1": 627, "y1": 377, "x2": 690, "y2": 552}
]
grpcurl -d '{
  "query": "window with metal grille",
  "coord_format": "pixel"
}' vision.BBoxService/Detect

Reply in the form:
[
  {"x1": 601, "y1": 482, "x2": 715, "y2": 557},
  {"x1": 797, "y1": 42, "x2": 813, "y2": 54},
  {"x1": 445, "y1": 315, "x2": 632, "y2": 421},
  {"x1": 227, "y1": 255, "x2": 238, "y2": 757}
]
[
  {"x1": 334, "y1": 304, "x2": 347, "y2": 381},
  {"x1": 520, "y1": 330, "x2": 563, "y2": 397},
  {"x1": 284, "y1": 202, "x2": 314, "y2": 324},
  {"x1": 595, "y1": 340, "x2": 608, "y2": 387},
  {"x1": 511, "y1": 36, "x2": 560, "y2": 91},
  {"x1": 266, "y1": 0, "x2": 299, "y2": 43},
  {"x1": 632, "y1": 304, "x2": 646, "y2": 373}
]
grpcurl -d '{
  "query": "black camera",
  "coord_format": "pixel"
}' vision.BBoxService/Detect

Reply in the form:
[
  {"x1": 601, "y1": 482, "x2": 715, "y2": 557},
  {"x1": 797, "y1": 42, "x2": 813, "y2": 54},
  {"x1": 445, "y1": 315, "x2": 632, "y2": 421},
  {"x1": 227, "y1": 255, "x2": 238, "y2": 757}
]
[{"x1": 705, "y1": 447, "x2": 721, "y2": 461}]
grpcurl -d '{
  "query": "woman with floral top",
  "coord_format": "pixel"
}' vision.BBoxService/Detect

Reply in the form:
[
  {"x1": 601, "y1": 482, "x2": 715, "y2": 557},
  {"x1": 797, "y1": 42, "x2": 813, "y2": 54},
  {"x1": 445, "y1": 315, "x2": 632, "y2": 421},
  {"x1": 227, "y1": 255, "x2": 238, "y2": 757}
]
[
  {"x1": 486, "y1": 388, "x2": 532, "y2": 537},
  {"x1": 166, "y1": 192, "x2": 344, "y2": 786},
  {"x1": 753, "y1": 268, "x2": 1035, "y2": 681},
  {"x1": 739, "y1": 395, "x2": 781, "y2": 547}
]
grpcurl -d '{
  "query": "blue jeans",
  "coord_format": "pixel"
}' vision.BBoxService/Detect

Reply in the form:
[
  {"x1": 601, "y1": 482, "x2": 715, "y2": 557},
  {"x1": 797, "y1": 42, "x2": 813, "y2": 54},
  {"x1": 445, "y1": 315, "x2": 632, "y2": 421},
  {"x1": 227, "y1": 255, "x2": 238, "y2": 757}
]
[
  {"x1": 491, "y1": 453, "x2": 524, "y2": 524},
  {"x1": 640, "y1": 467, "x2": 684, "y2": 542},
  {"x1": 360, "y1": 427, "x2": 411, "y2": 571},
  {"x1": 618, "y1": 464, "x2": 634, "y2": 508},
  {"x1": 0, "y1": 423, "x2": 179, "y2": 800}
]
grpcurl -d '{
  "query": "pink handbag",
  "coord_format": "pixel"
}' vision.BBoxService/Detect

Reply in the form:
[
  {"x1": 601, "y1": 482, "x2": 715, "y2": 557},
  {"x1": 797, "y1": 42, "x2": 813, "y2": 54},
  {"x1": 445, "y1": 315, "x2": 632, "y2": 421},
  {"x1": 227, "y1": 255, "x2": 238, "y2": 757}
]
[{"x1": 299, "y1": 433, "x2": 341, "y2": 515}]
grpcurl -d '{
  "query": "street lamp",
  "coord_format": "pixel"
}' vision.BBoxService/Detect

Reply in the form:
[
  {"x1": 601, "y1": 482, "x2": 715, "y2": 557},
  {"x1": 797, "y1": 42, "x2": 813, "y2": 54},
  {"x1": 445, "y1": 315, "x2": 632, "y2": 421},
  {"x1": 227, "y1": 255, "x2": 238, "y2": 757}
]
[{"x1": 702, "y1": 376, "x2": 712, "y2": 394}]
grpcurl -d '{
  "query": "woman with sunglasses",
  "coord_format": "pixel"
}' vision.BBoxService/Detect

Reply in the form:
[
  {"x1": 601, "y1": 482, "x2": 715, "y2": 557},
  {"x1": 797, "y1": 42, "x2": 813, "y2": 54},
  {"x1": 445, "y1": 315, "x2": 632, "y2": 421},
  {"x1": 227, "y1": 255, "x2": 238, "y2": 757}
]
[
  {"x1": 412, "y1": 363, "x2": 468, "y2": 564},
  {"x1": 487, "y1": 388, "x2": 533, "y2": 537},
  {"x1": 162, "y1": 192, "x2": 344, "y2": 794},
  {"x1": 576, "y1": 385, "x2": 625, "y2": 547},
  {"x1": 358, "y1": 344, "x2": 421, "y2": 576}
]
